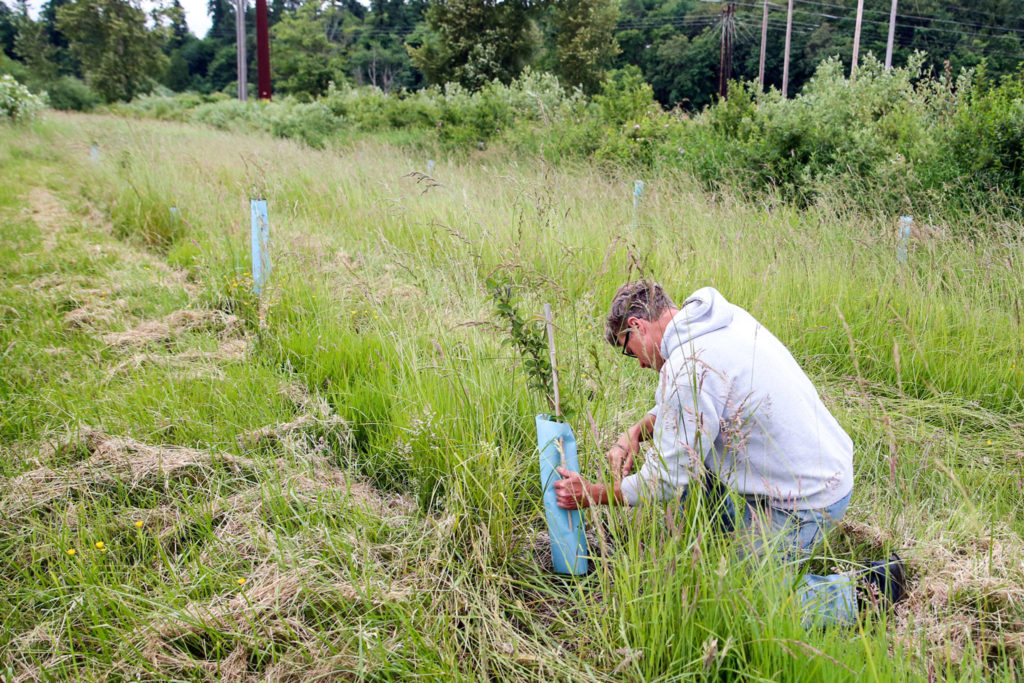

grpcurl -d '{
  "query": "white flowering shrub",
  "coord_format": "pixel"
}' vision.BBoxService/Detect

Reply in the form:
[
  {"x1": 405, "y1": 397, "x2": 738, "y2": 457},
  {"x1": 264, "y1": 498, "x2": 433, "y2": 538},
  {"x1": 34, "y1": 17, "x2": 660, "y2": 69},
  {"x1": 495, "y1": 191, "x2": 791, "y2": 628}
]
[{"x1": 0, "y1": 75, "x2": 47, "y2": 123}]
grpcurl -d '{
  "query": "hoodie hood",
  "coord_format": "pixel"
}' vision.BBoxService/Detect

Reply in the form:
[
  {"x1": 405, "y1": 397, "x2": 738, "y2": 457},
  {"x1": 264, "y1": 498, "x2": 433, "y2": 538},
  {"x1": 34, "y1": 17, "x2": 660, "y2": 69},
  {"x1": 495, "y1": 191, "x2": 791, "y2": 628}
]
[{"x1": 660, "y1": 287, "x2": 735, "y2": 361}]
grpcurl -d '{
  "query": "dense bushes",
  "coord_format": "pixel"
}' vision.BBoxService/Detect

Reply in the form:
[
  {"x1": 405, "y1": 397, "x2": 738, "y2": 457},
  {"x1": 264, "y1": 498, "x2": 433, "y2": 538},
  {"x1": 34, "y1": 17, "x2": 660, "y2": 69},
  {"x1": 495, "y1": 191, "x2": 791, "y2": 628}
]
[
  {"x1": 942, "y1": 68, "x2": 1024, "y2": 198},
  {"x1": 44, "y1": 76, "x2": 102, "y2": 112},
  {"x1": 111, "y1": 57, "x2": 1024, "y2": 222},
  {"x1": 0, "y1": 73, "x2": 45, "y2": 122}
]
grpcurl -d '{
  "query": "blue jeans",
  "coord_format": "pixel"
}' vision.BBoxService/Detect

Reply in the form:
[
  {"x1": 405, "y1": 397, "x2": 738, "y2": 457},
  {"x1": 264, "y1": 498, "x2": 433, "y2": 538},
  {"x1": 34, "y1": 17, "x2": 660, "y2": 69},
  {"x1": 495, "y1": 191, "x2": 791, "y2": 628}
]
[{"x1": 696, "y1": 478, "x2": 858, "y2": 627}]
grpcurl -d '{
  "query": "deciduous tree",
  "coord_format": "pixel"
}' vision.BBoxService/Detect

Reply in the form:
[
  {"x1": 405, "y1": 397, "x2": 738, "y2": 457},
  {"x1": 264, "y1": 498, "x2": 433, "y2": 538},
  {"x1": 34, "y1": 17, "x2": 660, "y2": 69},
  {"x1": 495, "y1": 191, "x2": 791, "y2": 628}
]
[
  {"x1": 57, "y1": 0, "x2": 168, "y2": 101},
  {"x1": 271, "y1": 0, "x2": 348, "y2": 96},
  {"x1": 408, "y1": 0, "x2": 538, "y2": 88},
  {"x1": 550, "y1": 0, "x2": 619, "y2": 93}
]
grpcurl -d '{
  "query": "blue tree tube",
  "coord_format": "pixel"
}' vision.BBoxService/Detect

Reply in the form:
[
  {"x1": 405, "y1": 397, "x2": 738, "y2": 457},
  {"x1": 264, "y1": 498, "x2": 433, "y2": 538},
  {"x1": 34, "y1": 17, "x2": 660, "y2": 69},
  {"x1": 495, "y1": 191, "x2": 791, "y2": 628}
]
[
  {"x1": 897, "y1": 215, "x2": 912, "y2": 264},
  {"x1": 536, "y1": 415, "x2": 588, "y2": 575},
  {"x1": 250, "y1": 199, "x2": 270, "y2": 295}
]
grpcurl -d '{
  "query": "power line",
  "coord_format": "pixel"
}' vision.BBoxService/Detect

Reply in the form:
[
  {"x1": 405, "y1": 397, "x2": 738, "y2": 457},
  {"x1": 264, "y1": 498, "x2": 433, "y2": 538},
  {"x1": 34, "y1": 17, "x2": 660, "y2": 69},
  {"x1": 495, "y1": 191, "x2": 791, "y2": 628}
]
[
  {"x1": 794, "y1": 0, "x2": 1024, "y2": 36},
  {"x1": 753, "y1": 4, "x2": 1024, "y2": 43}
]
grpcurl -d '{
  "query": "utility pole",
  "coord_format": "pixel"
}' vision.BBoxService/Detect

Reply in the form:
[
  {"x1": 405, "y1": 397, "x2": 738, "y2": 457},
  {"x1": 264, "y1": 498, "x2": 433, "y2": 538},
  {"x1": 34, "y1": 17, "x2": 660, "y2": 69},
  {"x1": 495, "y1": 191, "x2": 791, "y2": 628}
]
[
  {"x1": 255, "y1": 0, "x2": 271, "y2": 100},
  {"x1": 758, "y1": 0, "x2": 769, "y2": 90},
  {"x1": 884, "y1": 0, "x2": 898, "y2": 69},
  {"x1": 235, "y1": 0, "x2": 247, "y2": 101},
  {"x1": 782, "y1": 0, "x2": 793, "y2": 96},
  {"x1": 719, "y1": 3, "x2": 735, "y2": 98},
  {"x1": 851, "y1": 0, "x2": 864, "y2": 77}
]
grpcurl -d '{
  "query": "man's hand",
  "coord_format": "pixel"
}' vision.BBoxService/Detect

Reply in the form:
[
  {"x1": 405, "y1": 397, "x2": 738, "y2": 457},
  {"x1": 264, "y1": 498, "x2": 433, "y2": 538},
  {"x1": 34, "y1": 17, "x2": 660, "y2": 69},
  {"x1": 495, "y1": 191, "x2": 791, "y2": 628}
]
[
  {"x1": 554, "y1": 467, "x2": 595, "y2": 510},
  {"x1": 606, "y1": 419, "x2": 648, "y2": 478},
  {"x1": 606, "y1": 440, "x2": 636, "y2": 479}
]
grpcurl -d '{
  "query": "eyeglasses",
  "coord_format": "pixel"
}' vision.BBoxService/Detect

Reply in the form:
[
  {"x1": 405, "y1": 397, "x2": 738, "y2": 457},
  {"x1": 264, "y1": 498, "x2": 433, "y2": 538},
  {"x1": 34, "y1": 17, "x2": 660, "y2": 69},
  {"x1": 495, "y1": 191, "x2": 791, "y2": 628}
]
[{"x1": 621, "y1": 329, "x2": 637, "y2": 358}]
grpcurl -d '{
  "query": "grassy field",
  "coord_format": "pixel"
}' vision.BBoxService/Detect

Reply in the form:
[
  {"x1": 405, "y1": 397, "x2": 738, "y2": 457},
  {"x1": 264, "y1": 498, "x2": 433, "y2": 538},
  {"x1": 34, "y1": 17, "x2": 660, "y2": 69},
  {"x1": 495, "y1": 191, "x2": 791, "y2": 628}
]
[{"x1": 1, "y1": 112, "x2": 1022, "y2": 681}]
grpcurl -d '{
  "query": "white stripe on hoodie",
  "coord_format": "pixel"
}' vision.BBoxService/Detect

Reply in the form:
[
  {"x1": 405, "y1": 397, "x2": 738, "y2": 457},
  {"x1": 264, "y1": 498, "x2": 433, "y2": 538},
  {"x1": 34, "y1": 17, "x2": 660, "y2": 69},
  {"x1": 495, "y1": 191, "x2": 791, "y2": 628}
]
[{"x1": 620, "y1": 287, "x2": 854, "y2": 510}]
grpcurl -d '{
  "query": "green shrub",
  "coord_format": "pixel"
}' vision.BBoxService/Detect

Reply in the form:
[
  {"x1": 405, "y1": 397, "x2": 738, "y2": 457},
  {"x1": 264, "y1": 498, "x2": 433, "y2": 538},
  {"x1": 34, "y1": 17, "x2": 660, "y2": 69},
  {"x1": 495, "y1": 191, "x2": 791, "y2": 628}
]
[
  {"x1": 263, "y1": 100, "x2": 339, "y2": 148},
  {"x1": 189, "y1": 98, "x2": 256, "y2": 130},
  {"x1": 0, "y1": 73, "x2": 46, "y2": 123},
  {"x1": 43, "y1": 76, "x2": 101, "y2": 112},
  {"x1": 691, "y1": 54, "x2": 953, "y2": 208},
  {"x1": 594, "y1": 66, "x2": 657, "y2": 125},
  {"x1": 941, "y1": 68, "x2": 1024, "y2": 197}
]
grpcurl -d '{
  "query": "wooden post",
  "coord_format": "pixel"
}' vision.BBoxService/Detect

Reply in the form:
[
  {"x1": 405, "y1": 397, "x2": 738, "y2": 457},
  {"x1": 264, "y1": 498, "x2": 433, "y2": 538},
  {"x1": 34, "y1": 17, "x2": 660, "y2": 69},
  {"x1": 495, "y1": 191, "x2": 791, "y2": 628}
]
[
  {"x1": 719, "y1": 4, "x2": 728, "y2": 98},
  {"x1": 544, "y1": 303, "x2": 560, "y2": 417},
  {"x1": 782, "y1": 0, "x2": 794, "y2": 97},
  {"x1": 235, "y1": 0, "x2": 247, "y2": 101},
  {"x1": 724, "y1": 4, "x2": 734, "y2": 97},
  {"x1": 255, "y1": 0, "x2": 271, "y2": 100},
  {"x1": 851, "y1": 0, "x2": 864, "y2": 77},
  {"x1": 758, "y1": 0, "x2": 769, "y2": 91},
  {"x1": 884, "y1": 0, "x2": 898, "y2": 69}
]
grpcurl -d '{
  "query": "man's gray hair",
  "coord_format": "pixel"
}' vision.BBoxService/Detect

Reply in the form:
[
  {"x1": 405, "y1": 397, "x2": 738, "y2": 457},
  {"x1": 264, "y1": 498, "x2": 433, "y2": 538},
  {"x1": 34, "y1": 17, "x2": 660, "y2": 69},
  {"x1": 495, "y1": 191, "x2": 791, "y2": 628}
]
[{"x1": 604, "y1": 280, "x2": 675, "y2": 346}]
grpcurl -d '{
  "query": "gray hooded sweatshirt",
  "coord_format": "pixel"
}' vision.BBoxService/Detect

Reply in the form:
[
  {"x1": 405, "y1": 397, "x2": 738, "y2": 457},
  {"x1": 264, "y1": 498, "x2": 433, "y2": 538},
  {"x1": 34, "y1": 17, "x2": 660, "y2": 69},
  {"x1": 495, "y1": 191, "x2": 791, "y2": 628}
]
[{"x1": 620, "y1": 287, "x2": 854, "y2": 510}]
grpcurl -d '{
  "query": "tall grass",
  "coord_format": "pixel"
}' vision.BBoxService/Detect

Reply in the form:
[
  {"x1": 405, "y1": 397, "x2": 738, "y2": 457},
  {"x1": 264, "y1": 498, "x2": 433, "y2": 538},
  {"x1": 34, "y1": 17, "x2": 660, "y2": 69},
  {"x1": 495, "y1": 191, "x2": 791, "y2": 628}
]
[{"x1": 0, "y1": 112, "x2": 1022, "y2": 680}]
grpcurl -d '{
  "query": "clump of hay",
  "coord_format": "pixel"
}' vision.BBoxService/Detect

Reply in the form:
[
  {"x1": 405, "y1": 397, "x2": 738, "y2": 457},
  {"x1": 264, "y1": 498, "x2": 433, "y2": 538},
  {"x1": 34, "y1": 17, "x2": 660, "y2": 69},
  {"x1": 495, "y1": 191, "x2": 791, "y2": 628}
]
[
  {"x1": 241, "y1": 413, "x2": 347, "y2": 449},
  {"x1": 102, "y1": 310, "x2": 241, "y2": 348},
  {"x1": 63, "y1": 298, "x2": 127, "y2": 330},
  {"x1": 840, "y1": 518, "x2": 1024, "y2": 667},
  {"x1": 137, "y1": 562, "x2": 410, "y2": 680},
  {"x1": 240, "y1": 400, "x2": 415, "y2": 518},
  {"x1": 106, "y1": 339, "x2": 249, "y2": 379},
  {"x1": 283, "y1": 459, "x2": 416, "y2": 519},
  {"x1": 4, "y1": 428, "x2": 254, "y2": 517}
]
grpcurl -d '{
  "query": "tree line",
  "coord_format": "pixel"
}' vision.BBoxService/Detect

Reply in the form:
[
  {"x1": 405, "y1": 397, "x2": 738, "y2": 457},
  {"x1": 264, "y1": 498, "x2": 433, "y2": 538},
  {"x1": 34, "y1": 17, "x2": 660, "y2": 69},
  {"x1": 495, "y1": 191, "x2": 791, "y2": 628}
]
[{"x1": 1, "y1": 0, "x2": 1022, "y2": 110}]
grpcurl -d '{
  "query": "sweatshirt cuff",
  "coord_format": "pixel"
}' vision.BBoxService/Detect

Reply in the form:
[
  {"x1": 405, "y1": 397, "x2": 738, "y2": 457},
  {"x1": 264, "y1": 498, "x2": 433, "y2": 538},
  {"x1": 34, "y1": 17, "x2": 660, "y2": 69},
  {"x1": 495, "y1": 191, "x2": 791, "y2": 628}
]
[{"x1": 620, "y1": 472, "x2": 643, "y2": 506}]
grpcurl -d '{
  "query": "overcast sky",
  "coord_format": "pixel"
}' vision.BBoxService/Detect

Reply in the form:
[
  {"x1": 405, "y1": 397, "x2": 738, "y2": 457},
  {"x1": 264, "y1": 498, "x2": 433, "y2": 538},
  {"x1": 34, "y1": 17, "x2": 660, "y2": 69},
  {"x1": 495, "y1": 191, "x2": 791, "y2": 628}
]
[{"x1": 24, "y1": 0, "x2": 213, "y2": 38}]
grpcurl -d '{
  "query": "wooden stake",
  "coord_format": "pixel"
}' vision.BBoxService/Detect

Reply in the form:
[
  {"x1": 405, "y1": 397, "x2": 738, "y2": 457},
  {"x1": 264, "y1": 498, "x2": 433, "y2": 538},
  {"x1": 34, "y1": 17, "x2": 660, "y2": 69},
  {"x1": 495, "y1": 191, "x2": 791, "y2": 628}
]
[
  {"x1": 235, "y1": 0, "x2": 247, "y2": 101},
  {"x1": 758, "y1": 0, "x2": 768, "y2": 91},
  {"x1": 884, "y1": 0, "x2": 898, "y2": 69},
  {"x1": 782, "y1": 0, "x2": 794, "y2": 97},
  {"x1": 851, "y1": 0, "x2": 865, "y2": 77},
  {"x1": 543, "y1": 303, "x2": 560, "y2": 417}
]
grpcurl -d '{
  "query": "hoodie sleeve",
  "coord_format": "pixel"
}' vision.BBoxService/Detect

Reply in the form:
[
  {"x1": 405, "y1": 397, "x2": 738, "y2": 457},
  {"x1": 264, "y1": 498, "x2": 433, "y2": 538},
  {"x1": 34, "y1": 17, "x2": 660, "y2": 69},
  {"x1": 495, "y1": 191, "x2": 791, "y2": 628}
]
[{"x1": 620, "y1": 357, "x2": 721, "y2": 506}]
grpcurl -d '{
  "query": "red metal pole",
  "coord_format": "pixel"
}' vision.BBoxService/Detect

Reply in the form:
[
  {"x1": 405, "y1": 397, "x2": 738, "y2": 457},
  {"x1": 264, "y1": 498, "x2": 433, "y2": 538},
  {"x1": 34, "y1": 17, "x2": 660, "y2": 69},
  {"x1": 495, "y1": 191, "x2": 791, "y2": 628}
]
[{"x1": 255, "y1": 0, "x2": 271, "y2": 100}]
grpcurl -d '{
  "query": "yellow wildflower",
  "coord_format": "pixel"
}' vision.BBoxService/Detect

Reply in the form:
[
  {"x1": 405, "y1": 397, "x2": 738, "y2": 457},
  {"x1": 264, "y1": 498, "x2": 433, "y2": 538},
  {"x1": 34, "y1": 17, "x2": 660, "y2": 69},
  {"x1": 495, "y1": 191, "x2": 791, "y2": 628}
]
[
  {"x1": 67, "y1": 549, "x2": 76, "y2": 556},
  {"x1": 135, "y1": 521, "x2": 143, "y2": 528},
  {"x1": 237, "y1": 578, "x2": 246, "y2": 585},
  {"x1": 95, "y1": 541, "x2": 104, "y2": 550}
]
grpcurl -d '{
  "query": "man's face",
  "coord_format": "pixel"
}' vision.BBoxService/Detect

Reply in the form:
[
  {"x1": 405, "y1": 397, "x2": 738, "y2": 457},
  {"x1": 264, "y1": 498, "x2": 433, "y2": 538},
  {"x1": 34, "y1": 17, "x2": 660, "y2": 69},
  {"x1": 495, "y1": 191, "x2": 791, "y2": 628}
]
[{"x1": 618, "y1": 317, "x2": 663, "y2": 371}]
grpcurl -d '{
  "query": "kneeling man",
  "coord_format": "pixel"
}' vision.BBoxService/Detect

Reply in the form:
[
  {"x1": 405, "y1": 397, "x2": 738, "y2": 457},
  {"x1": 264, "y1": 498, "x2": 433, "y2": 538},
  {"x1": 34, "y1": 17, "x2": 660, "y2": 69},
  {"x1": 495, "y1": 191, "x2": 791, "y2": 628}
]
[{"x1": 554, "y1": 281, "x2": 905, "y2": 625}]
